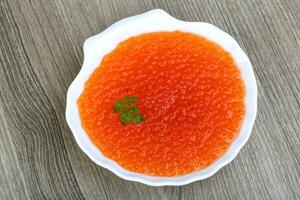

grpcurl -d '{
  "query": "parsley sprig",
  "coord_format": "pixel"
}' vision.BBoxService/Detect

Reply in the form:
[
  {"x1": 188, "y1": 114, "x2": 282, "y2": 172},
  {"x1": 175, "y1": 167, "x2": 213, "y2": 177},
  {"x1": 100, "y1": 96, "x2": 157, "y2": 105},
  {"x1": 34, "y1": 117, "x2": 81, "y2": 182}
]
[{"x1": 113, "y1": 96, "x2": 145, "y2": 125}]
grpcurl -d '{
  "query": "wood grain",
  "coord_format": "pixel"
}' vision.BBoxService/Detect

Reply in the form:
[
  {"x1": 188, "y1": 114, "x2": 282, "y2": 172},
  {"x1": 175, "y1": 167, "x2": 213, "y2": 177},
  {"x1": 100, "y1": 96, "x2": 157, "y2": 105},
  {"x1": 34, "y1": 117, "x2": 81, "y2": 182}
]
[{"x1": 0, "y1": 0, "x2": 299, "y2": 199}]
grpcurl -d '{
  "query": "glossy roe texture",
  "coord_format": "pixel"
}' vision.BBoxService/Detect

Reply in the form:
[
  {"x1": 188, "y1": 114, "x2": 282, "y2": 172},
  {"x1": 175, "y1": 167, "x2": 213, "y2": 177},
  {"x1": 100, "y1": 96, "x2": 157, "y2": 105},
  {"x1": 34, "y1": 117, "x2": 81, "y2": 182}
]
[{"x1": 78, "y1": 31, "x2": 245, "y2": 176}]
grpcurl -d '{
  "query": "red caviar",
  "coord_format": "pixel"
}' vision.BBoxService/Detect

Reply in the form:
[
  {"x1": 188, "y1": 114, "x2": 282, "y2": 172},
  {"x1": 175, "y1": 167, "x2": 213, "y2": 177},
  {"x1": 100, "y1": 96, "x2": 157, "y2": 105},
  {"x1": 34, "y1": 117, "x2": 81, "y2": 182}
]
[{"x1": 78, "y1": 31, "x2": 245, "y2": 176}]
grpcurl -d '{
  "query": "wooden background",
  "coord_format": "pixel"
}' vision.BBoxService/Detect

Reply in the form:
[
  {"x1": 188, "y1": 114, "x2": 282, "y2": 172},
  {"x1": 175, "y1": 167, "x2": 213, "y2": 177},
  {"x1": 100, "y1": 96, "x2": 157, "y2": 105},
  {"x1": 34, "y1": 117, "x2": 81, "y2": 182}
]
[{"x1": 0, "y1": 0, "x2": 299, "y2": 199}]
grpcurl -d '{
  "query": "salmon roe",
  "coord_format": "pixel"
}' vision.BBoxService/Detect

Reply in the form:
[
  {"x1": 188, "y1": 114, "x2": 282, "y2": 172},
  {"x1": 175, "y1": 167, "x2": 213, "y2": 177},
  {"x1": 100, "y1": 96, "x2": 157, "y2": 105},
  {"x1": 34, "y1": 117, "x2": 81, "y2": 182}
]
[{"x1": 78, "y1": 31, "x2": 245, "y2": 176}]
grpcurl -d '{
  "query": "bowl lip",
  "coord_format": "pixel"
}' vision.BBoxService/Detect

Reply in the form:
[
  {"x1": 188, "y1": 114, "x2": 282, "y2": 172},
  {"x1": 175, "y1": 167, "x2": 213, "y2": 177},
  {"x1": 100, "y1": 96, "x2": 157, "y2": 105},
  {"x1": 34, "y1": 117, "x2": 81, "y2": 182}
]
[{"x1": 66, "y1": 9, "x2": 257, "y2": 186}]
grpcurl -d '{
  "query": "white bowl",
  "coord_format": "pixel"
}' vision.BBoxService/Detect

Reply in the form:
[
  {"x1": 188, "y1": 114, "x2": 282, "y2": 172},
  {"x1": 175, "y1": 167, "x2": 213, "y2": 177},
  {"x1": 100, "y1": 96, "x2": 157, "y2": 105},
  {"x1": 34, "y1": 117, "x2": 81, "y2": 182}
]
[{"x1": 66, "y1": 9, "x2": 257, "y2": 186}]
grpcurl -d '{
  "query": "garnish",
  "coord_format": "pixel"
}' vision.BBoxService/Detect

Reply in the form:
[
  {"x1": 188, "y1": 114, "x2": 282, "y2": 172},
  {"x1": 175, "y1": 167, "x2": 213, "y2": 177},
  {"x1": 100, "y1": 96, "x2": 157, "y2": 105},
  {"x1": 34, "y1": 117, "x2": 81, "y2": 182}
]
[{"x1": 113, "y1": 96, "x2": 145, "y2": 125}]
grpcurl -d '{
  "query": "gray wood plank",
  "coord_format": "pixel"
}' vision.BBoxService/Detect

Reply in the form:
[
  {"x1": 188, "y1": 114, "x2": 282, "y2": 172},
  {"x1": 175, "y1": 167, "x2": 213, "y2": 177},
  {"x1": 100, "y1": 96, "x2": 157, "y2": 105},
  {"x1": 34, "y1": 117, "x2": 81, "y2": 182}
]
[{"x1": 0, "y1": 0, "x2": 299, "y2": 199}]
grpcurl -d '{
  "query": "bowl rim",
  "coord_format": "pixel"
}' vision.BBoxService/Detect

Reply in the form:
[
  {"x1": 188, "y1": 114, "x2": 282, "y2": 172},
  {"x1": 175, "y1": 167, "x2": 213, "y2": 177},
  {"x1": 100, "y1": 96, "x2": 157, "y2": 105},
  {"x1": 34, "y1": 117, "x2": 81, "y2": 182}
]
[{"x1": 66, "y1": 9, "x2": 257, "y2": 186}]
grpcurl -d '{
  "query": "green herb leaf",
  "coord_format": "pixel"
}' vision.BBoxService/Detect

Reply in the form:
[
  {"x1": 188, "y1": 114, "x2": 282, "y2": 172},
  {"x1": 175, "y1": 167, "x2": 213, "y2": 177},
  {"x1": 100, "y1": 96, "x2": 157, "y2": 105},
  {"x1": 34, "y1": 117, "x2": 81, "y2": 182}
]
[
  {"x1": 113, "y1": 100, "x2": 123, "y2": 112},
  {"x1": 113, "y1": 96, "x2": 145, "y2": 125}
]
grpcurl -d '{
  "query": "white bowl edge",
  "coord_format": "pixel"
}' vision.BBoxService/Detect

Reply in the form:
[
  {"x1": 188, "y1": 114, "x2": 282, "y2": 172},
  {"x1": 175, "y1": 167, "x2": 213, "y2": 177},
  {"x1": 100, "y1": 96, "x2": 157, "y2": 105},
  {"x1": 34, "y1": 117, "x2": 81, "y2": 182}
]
[{"x1": 66, "y1": 9, "x2": 258, "y2": 186}]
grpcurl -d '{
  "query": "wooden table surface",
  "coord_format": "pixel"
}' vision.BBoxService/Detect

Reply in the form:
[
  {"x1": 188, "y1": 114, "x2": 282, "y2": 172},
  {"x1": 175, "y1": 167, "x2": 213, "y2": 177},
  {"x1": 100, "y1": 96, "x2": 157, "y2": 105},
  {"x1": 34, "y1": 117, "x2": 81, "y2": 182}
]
[{"x1": 1, "y1": 0, "x2": 299, "y2": 199}]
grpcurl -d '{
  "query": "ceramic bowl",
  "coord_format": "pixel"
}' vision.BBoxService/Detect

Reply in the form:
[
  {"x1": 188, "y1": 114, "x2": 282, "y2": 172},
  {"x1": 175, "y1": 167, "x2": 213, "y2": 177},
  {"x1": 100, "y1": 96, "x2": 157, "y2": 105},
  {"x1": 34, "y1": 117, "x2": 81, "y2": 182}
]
[{"x1": 66, "y1": 9, "x2": 257, "y2": 186}]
